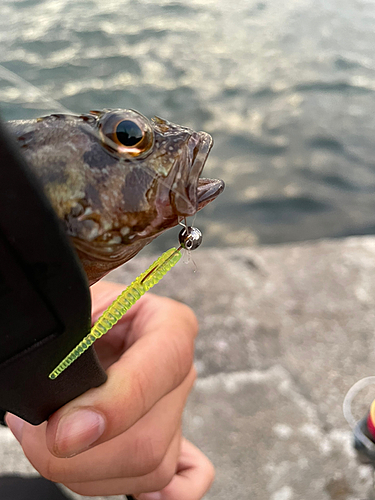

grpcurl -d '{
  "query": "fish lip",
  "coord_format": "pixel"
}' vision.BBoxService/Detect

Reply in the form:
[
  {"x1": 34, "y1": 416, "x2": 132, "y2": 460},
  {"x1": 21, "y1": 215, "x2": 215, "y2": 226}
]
[
  {"x1": 187, "y1": 132, "x2": 225, "y2": 211},
  {"x1": 197, "y1": 177, "x2": 225, "y2": 210},
  {"x1": 188, "y1": 131, "x2": 213, "y2": 189},
  {"x1": 171, "y1": 131, "x2": 217, "y2": 215}
]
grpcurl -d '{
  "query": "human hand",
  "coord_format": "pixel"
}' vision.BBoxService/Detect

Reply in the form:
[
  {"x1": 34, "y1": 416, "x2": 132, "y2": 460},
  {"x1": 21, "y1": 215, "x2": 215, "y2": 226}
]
[{"x1": 6, "y1": 280, "x2": 214, "y2": 499}]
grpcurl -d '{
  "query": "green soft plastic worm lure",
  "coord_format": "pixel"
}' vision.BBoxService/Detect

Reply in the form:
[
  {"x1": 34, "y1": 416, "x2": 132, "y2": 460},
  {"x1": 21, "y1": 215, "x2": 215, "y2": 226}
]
[{"x1": 49, "y1": 226, "x2": 202, "y2": 379}]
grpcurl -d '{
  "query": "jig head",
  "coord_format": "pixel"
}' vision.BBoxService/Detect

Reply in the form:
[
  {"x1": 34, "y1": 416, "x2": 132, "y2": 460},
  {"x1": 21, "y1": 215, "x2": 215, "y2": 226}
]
[{"x1": 49, "y1": 226, "x2": 202, "y2": 379}]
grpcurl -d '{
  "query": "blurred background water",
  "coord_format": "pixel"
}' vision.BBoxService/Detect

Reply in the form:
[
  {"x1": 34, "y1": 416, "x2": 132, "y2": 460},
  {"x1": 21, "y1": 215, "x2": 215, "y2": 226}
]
[{"x1": 2, "y1": 0, "x2": 375, "y2": 252}]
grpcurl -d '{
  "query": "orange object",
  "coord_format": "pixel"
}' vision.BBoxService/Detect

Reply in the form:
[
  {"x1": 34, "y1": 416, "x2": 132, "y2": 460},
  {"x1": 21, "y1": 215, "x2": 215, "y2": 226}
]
[{"x1": 367, "y1": 400, "x2": 375, "y2": 440}]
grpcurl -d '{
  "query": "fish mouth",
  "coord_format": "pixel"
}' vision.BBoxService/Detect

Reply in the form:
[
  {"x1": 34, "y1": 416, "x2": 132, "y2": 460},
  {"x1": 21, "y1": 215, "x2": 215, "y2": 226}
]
[
  {"x1": 172, "y1": 131, "x2": 224, "y2": 215},
  {"x1": 197, "y1": 177, "x2": 225, "y2": 210}
]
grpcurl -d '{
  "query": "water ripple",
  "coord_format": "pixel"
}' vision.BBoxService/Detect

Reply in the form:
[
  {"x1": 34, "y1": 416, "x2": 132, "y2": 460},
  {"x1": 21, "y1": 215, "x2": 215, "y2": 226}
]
[{"x1": 2, "y1": 0, "x2": 375, "y2": 246}]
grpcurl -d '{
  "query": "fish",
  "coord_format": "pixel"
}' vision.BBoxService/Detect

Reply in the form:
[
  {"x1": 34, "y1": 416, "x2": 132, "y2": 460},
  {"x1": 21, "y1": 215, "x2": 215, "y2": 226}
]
[{"x1": 7, "y1": 109, "x2": 224, "y2": 284}]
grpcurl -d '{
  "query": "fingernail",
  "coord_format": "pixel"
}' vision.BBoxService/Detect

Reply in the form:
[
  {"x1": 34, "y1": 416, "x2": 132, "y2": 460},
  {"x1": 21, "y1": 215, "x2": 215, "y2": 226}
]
[
  {"x1": 54, "y1": 408, "x2": 105, "y2": 457},
  {"x1": 5, "y1": 414, "x2": 25, "y2": 443},
  {"x1": 137, "y1": 493, "x2": 162, "y2": 500}
]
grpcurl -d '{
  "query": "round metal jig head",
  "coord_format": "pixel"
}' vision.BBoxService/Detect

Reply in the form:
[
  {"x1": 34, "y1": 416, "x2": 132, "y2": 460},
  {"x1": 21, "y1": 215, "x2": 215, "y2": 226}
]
[{"x1": 178, "y1": 226, "x2": 203, "y2": 251}]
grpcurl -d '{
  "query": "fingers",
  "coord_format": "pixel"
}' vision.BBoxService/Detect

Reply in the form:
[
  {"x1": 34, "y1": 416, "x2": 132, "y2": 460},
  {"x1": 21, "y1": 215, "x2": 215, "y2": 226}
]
[
  {"x1": 64, "y1": 429, "x2": 182, "y2": 497},
  {"x1": 5, "y1": 279, "x2": 213, "y2": 500},
  {"x1": 45, "y1": 292, "x2": 197, "y2": 458},
  {"x1": 141, "y1": 438, "x2": 215, "y2": 500},
  {"x1": 6, "y1": 367, "x2": 196, "y2": 484},
  {"x1": 65, "y1": 437, "x2": 215, "y2": 500}
]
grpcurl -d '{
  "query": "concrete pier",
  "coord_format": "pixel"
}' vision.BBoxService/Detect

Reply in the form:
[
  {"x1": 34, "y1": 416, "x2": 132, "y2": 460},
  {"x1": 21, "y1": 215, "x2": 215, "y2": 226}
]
[{"x1": 3, "y1": 236, "x2": 375, "y2": 500}]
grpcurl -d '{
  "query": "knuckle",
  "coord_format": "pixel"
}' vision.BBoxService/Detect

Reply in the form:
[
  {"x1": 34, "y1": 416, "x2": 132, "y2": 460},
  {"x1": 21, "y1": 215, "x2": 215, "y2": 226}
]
[
  {"x1": 33, "y1": 455, "x2": 76, "y2": 484},
  {"x1": 170, "y1": 334, "x2": 195, "y2": 385},
  {"x1": 19, "y1": 438, "x2": 60, "y2": 483},
  {"x1": 132, "y1": 433, "x2": 168, "y2": 475},
  {"x1": 38, "y1": 459, "x2": 64, "y2": 483},
  {"x1": 149, "y1": 456, "x2": 176, "y2": 492},
  {"x1": 169, "y1": 312, "x2": 196, "y2": 371},
  {"x1": 133, "y1": 369, "x2": 149, "y2": 415},
  {"x1": 163, "y1": 298, "x2": 198, "y2": 339},
  {"x1": 178, "y1": 302, "x2": 199, "y2": 337}
]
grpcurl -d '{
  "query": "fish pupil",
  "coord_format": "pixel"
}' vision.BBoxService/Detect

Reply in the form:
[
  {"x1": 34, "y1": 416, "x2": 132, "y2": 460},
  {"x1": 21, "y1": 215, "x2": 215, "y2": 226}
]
[{"x1": 116, "y1": 120, "x2": 143, "y2": 146}]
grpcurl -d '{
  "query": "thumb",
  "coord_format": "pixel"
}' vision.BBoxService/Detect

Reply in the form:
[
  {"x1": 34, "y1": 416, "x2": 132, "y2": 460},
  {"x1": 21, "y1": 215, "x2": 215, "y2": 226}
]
[{"x1": 45, "y1": 297, "x2": 196, "y2": 458}]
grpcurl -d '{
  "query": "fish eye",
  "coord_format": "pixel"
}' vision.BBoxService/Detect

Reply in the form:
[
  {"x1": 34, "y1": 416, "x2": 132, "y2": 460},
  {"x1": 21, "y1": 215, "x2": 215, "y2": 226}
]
[
  {"x1": 98, "y1": 110, "x2": 154, "y2": 158},
  {"x1": 116, "y1": 120, "x2": 143, "y2": 147}
]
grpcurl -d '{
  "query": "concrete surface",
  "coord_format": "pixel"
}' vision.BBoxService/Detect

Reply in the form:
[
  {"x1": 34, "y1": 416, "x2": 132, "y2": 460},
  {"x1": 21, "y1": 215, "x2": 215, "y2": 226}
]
[{"x1": 3, "y1": 236, "x2": 375, "y2": 499}]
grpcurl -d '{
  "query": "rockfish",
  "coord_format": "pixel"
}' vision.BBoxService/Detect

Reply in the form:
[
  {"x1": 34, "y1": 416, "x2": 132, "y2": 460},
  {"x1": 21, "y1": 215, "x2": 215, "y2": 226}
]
[{"x1": 8, "y1": 109, "x2": 224, "y2": 284}]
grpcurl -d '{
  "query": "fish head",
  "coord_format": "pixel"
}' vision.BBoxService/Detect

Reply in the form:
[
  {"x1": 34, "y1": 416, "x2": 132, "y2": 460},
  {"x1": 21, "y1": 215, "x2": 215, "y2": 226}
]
[{"x1": 10, "y1": 109, "x2": 224, "y2": 283}]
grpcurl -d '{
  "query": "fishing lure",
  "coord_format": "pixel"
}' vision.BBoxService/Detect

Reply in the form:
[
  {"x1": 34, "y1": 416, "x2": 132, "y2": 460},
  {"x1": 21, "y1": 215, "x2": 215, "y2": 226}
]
[{"x1": 49, "y1": 225, "x2": 202, "y2": 379}]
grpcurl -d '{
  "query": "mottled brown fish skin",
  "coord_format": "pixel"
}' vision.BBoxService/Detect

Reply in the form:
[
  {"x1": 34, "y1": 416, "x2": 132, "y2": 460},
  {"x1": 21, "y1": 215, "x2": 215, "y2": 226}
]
[{"x1": 7, "y1": 110, "x2": 224, "y2": 284}]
